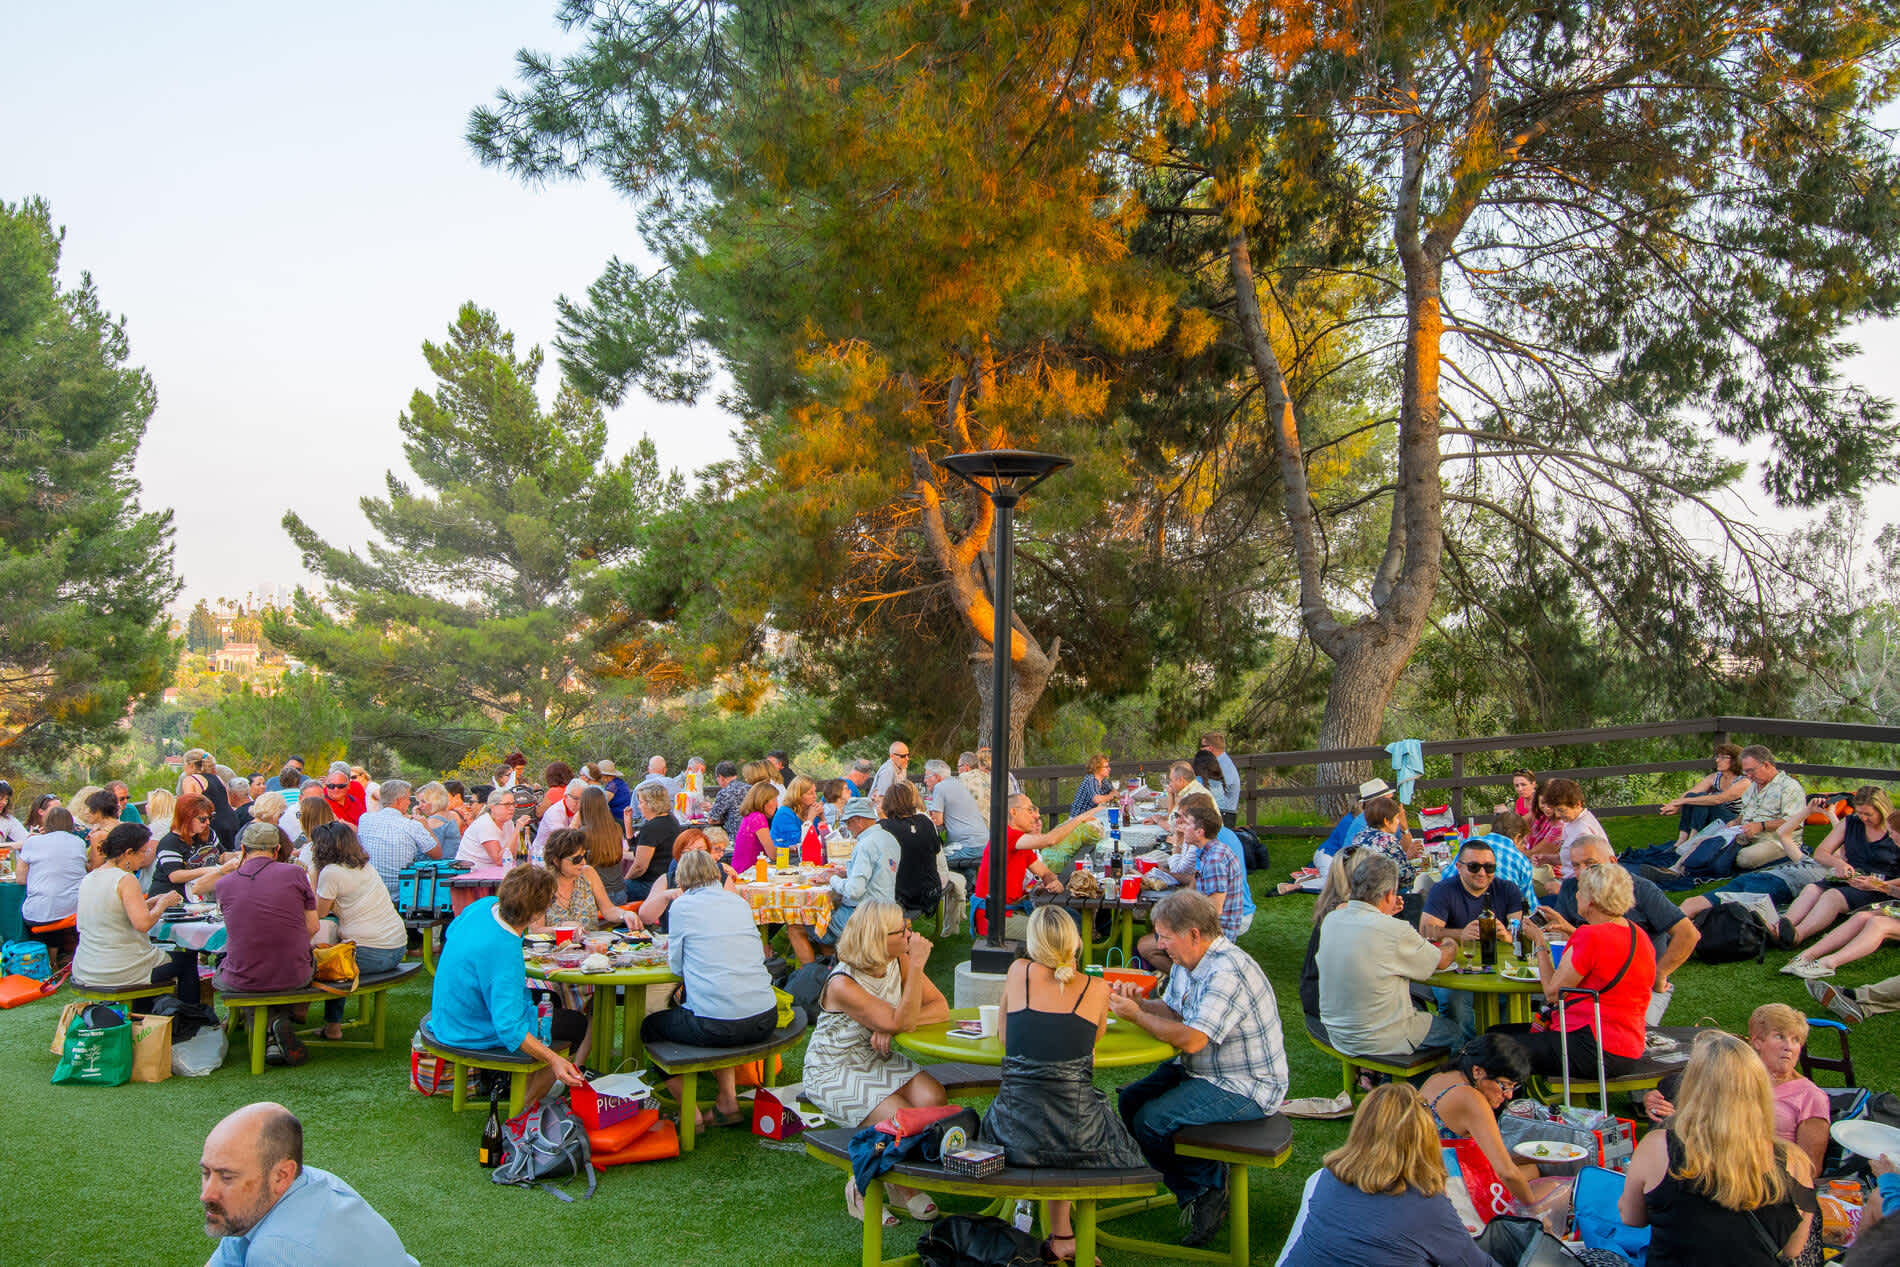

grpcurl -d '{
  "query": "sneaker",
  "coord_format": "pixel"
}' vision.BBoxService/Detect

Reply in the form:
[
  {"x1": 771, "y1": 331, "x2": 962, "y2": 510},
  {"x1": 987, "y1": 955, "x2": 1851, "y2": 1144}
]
[
  {"x1": 268, "y1": 1015, "x2": 308, "y2": 1066},
  {"x1": 1807, "y1": 977, "x2": 1864, "y2": 1024},
  {"x1": 1778, "y1": 958, "x2": 1806, "y2": 976},
  {"x1": 1790, "y1": 958, "x2": 1835, "y2": 980},
  {"x1": 1181, "y1": 1184, "x2": 1229, "y2": 1248}
]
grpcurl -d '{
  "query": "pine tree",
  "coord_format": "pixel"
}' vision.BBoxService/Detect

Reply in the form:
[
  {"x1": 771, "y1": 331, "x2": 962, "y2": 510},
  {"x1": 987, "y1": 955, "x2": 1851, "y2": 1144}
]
[{"x1": 0, "y1": 198, "x2": 179, "y2": 763}]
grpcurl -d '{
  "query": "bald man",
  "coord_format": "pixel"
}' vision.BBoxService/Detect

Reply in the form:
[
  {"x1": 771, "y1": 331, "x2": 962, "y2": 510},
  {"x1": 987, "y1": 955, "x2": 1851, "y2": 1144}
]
[{"x1": 201, "y1": 1102, "x2": 415, "y2": 1266}]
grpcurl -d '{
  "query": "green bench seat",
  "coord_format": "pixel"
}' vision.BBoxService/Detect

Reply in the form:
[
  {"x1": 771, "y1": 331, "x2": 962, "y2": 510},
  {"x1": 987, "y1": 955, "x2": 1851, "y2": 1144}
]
[
  {"x1": 645, "y1": 1009, "x2": 808, "y2": 1153},
  {"x1": 416, "y1": 1013, "x2": 540, "y2": 1119},
  {"x1": 1303, "y1": 1013, "x2": 1447, "y2": 1099},
  {"x1": 222, "y1": 963, "x2": 423, "y2": 1075},
  {"x1": 1095, "y1": 1114, "x2": 1295, "y2": 1267},
  {"x1": 805, "y1": 1125, "x2": 1162, "y2": 1267}
]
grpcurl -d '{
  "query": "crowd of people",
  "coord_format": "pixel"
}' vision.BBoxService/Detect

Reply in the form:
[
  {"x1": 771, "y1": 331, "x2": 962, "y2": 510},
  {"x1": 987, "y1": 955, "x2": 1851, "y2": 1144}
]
[{"x1": 9, "y1": 731, "x2": 1900, "y2": 1266}]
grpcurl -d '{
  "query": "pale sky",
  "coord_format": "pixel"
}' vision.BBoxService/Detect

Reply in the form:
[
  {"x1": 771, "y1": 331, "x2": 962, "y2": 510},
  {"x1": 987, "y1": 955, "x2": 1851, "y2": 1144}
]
[
  {"x1": 5, "y1": 4, "x2": 1896, "y2": 613},
  {"x1": 2, "y1": 2, "x2": 732, "y2": 609}
]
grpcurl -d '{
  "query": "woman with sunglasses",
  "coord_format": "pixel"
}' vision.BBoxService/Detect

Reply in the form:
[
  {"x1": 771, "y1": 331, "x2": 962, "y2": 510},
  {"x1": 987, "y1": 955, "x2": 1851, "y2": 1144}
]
[
  {"x1": 0, "y1": 780, "x2": 24, "y2": 844},
  {"x1": 1418, "y1": 1033, "x2": 1572, "y2": 1223},
  {"x1": 149, "y1": 792, "x2": 227, "y2": 902}
]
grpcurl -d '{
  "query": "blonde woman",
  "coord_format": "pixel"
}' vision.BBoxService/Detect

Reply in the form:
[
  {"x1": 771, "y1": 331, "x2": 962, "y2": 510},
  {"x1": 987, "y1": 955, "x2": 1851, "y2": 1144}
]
[
  {"x1": 1620, "y1": 1031, "x2": 1815, "y2": 1266},
  {"x1": 1514, "y1": 859, "x2": 1655, "y2": 1079},
  {"x1": 801, "y1": 900, "x2": 950, "y2": 1226},
  {"x1": 1276, "y1": 1083, "x2": 1495, "y2": 1266},
  {"x1": 415, "y1": 781, "x2": 461, "y2": 857},
  {"x1": 143, "y1": 788, "x2": 176, "y2": 840},
  {"x1": 978, "y1": 905, "x2": 1142, "y2": 1263}
]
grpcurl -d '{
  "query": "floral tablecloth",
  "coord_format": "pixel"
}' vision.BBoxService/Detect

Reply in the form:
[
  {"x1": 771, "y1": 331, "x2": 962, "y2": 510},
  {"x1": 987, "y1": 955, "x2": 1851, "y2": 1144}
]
[{"x1": 738, "y1": 875, "x2": 837, "y2": 927}]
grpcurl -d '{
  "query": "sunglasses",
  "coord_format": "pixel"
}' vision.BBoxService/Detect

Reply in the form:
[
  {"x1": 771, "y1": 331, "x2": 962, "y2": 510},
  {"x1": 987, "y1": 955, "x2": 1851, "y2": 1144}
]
[
  {"x1": 1462, "y1": 862, "x2": 1497, "y2": 874},
  {"x1": 325, "y1": 782, "x2": 347, "y2": 791}
]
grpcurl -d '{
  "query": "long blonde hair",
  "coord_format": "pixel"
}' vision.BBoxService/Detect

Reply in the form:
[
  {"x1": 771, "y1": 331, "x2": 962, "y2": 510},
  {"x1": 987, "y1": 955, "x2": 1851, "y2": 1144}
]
[
  {"x1": 836, "y1": 899, "x2": 905, "y2": 975},
  {"x1": 1324, "y1": 1083, "x2": 1447, "y2": 1198},
  {"x1": 144, "y1": 788, "x2": 176, "y2": 837},
  {"x1": 1313, "y1": 845, "x2": 1362, "y2": 929},
  {"x1": 1670, "y1": 1031, "x2": 1791, "y2": 1210},
  {"x1": 1026, "y1": 905, "x2": 1080, "y2": 985}
]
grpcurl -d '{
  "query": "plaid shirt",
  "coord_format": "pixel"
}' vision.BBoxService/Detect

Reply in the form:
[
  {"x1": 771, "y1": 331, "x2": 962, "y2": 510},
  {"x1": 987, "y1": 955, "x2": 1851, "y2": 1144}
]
[
  {"x1": 711, "y1": 779, "x2": 751, "y2": 840},
  {"x1": 1193, "y1": 833, "x2": 1249, "y2": 939},
  {"x1": 355, "y1": 807, "x2": 440, "y2": 899},
  {"x1": 1162, "y1": 937, "x2": 1288, "y2": 1114},
  {"x1": 1737, "y1": 770, "x2": 1806, "y2": 834},
  {"x1": 1437, "y1": 833, "x2": 1540, "y2": 912}
]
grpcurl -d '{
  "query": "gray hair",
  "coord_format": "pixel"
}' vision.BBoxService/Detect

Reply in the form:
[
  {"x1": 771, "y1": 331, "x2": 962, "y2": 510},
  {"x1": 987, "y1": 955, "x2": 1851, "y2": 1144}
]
[
  {"x1": 379, "y1": 779, "x2": 411, "y2": 805},
  {"x1": 327, "y1": 760, "x2": 351, "y2": 777},
  {"x1": 1569, "y1": 834, "x2": 1614, "y2": 864},
  {"x1": 565, "y1": 778, "x2": 590, "y2": 797},
  {"x1": 923, "y1": 759, "x2": 952, "y2": 780},
  {"x1": 1347, "y1": 851, "x2": 1400, "y2": 905},
  {"x1": 1739, "y1": 743, "x2": 1775, "y2": 766},
  {"x1": 1151, "y1": 890, "x2": 1221, "y2": 940},
  {"x1": 686, "y1": 756, "x2": 706, "y2": 770},
  {"x1": 227, "y1": 776, "x2": 250, "y2": 796},
  {"x1": 238, "y1": 820, "x2": 282, "y2": 853},
  {"x1": 957, "y1": 751, "x2": 978, "y2": 771},
  {"x1": 851, "y1": 758, "x2": 877, "y2": 776},
  {"x1": 252, "y1": 792, "x2": 287, "y2": 822},
  {"x1": 485, "y1": 787, "x2": 511, "y2": 808}
]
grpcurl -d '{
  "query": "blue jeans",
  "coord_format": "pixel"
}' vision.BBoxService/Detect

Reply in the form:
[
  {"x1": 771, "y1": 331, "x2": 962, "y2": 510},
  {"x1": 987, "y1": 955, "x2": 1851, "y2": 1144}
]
[
  {"x1": 1118, "y1": 1060, "x2": 1265, "y2": 1205},
  {"x1": 324, "y1": 943, "x2": 407, "y2": 1022},
  {"x1": 1430, "y1": 988, "x2": 1477, "y2": 1048}
]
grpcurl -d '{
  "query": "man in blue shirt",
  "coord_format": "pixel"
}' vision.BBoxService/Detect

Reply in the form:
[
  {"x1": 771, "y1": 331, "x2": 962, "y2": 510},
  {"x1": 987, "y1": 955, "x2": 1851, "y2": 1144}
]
[{"x1": 201, "y1": 1102, "x2": 416, "y2": 1266}]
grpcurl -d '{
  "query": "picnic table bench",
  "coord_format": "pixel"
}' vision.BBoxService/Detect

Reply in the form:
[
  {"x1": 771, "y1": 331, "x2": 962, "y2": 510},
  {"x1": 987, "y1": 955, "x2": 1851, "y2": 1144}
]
[
  {"x1": 646, "y1": 1010, "x2": 808, "y2": 1153},
  {"x1": 222, "y1": 962, "x2": 423, "y2": 1075},
  {"x1": 416, "y1": 1012, "x2": 540, "y2": 1119},
  {"x1": 804, "y1": 1125, "x2": 1162, "y2": 1267}
]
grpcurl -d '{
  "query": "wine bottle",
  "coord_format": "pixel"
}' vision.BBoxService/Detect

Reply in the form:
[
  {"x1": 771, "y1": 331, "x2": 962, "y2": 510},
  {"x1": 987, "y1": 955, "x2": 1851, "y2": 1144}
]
[
  {"x1": 1478, "y1": 898, "x2": 1498, "y2": 968},
  {"x1": 478, "y1": 1087, "x2": 503, "y2": 1168}
]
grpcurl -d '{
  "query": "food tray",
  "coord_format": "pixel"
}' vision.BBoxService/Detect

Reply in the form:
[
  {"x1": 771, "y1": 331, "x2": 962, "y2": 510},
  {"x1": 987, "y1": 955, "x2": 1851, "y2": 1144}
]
[{"x1": 944, "y1": 1144, "x2": 1005, "y2": 1177}]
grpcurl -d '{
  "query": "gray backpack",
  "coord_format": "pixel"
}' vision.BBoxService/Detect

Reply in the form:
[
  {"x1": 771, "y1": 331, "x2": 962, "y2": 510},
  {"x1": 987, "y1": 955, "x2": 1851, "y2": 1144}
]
[{"x1": 492, "y1": 1098, "x2": 596, "y2": 1201}]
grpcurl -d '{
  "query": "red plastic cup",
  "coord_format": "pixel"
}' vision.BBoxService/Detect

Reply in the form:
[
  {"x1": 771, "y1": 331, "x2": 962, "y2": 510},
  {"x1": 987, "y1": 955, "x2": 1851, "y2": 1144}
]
[
  {"x1": 551, "y1": 924, "x2": 578, "y2": 945},
  {"x1": 1119, "y1": 875, "x2": 1142, "y2": 902}
]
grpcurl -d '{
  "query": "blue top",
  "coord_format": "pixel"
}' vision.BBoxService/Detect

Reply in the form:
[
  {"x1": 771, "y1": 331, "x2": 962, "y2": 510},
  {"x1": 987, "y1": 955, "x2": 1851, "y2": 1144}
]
[
  {"x1": 428, "y1": 897, "x2": 533, "y2": 1052},
  {"x1": 1214, "y1": 828, "x2": 1257, "y2": 918},
  {"x1": 1423, "y1": 875, "x2": 1527, "y2": 930},
  {"x1": 605, "y1": 776, "x2": 633, "y2": 821},
  {"x1": 1276, "y1": 1170, "x2": 1494, "y2": 1267},
  {"x1": 1071, "y1": 774, "x2": 1110, "y2": 818},
  {"x1": 668, "y1": 886, "x2": 777, "y2": 1021},
  {"x1": 770, "y1": 805, "x2": 807, "y2": 854},
  {"x1": 206, "y1": 1165, "x2": 417, "y2": 1267},
  {"x1": 1320, "y1": 813, "x2": 1366, "y2": 857}
]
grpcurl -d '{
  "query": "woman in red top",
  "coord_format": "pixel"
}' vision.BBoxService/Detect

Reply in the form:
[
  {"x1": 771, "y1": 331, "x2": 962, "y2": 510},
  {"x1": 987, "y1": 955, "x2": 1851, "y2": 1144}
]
[{"x1": 1514, "y1": 860, "x2": 1656, "y2": 1079}]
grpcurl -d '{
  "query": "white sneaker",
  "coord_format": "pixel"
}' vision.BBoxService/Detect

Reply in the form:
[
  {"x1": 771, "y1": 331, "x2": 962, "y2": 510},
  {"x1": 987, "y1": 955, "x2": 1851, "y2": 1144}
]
[{"x1": 1791, "y1": 959, "x2": 1835, "y2": 979}]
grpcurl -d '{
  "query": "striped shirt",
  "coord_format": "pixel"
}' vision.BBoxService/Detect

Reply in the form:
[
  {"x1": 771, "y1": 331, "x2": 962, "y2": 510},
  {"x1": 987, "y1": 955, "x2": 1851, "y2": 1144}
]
[{"x1": 1162, "y1": 937, "x2": 1288, "y2": 1114}]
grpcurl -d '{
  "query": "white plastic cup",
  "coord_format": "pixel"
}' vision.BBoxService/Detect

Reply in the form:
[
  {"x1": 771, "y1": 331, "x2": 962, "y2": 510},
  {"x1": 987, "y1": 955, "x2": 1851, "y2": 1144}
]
[{"x1": 977, "y1": 1005, "x2": 999, "y2": 1038}]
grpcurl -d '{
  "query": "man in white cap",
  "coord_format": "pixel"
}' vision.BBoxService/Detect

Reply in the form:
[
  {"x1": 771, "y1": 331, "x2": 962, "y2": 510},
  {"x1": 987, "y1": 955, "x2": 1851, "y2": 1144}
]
[{"x1": 1319, "y1": 778, "x2": 1392, "y2": 859}]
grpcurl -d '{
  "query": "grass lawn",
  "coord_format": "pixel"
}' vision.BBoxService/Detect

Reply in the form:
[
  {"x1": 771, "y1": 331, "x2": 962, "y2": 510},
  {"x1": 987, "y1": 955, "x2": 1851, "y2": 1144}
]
[{"x1": 1, "y1": 813, "x2": 1890, "y2": 1266}]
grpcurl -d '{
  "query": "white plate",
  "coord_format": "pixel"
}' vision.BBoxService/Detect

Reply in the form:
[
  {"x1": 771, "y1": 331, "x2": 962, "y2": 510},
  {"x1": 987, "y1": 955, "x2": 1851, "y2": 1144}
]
[
  {"x1": 1832, "y1": 1119, "x2": 1900, "y2": 1160},
  {"x1": 1512, "y1": 1140, "x2": 1587, "y2": 1162}
]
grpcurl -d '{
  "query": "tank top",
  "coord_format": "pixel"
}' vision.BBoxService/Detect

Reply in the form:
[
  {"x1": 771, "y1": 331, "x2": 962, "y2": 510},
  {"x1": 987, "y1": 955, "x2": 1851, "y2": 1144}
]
[
  {"x1": 545, "y1": 872, "x2": 603, "y2": 927},
  {"x1": 1645, "y1": 1132, "x2": 1803, "y2": 1266},
  {"x1": 1003, "y1": 971, "x2": 1098, "y2": 1063},
  {"x1": 1842, "y1": 816, "x2": 1900, "y2": 878},
  {"x1": 72, "y1": 866, "x2": 165, "y2": 986}
]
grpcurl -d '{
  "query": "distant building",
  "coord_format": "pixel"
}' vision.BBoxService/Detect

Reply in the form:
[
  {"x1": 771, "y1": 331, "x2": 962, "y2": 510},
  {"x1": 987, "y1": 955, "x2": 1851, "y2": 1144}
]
[{"x1": 214, "y1": 642, "x2": 260, "y2": 673}]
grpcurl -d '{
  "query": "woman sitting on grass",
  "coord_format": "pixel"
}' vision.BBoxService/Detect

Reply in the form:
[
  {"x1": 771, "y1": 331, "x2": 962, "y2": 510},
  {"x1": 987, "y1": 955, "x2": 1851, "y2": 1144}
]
[
  {"x1": 641, "y1": 850, "x2": 780, "y2": 1130},
  {"x1": 1276, "y1": 1082, "x2": 1497, "y2": 1266},
  {"x1": 802, "y1": 900, "x2": 950, "y2": 1228},
  {"x1": 1781, "y1": 791, "x2": 1900, "y2": 954}
]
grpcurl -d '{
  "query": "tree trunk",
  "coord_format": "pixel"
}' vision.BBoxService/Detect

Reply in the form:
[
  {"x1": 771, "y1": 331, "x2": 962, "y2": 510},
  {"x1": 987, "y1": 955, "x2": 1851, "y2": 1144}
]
[
  {"x1": 971, "y1": 636, "x2": 1056, "y2": 761},
  {"x1": 1313, "y1": 633, "x2": 1418, "y2": 816}
]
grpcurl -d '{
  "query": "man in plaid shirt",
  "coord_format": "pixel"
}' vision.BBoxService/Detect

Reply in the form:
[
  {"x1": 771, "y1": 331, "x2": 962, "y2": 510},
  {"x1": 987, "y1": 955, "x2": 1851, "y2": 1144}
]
[
  {"x1": 1139, "y1": 801, "x2": 1252, "y2": 974},
  {"x1": 1110, "y1": 890, "x2": 1288, "y2": 1247}
]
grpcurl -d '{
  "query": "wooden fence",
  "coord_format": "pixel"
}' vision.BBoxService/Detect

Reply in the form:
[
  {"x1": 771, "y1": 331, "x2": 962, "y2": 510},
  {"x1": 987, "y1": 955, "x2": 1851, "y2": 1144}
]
[{"x1": 1016, "y1": 716, "x2": 1900, "y2": 836}]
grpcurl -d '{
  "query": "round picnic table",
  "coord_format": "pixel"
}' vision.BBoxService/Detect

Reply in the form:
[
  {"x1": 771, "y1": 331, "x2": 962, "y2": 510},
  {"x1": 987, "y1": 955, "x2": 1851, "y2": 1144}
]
[
  {"x1": 1424, "y1": 946, "x2": 1546, "y2": 1031},
  {"x1": 1028, "y1": 888, "x2": 1163, "y2": 967},
  {"x1": 151, "y1": 917, "x2": 226, "y2": 953},
  {"x1": 737, "y1": 869, "x2": 837, "y2": 929},
  {"x1": 526, "y1": 958, "x2": 680, "y2": 1073},
  {"x1": 895, "y1": 1006, "x2": 1174, "y2": 1069}
]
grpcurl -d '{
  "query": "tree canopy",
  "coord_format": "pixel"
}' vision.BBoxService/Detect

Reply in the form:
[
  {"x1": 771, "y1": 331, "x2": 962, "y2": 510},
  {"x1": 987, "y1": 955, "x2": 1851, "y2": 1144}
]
[
  {"x1": 267, "y1": 302, "x2": 680, "y2": 768},
  {"x1": 0, "y1": 197, "x2": 179, "y2": 764}
]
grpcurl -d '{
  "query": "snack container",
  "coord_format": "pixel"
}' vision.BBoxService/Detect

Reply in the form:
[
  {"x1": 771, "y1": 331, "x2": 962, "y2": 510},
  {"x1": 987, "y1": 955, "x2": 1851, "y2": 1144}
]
[{"x1": 945, "y1": 1144, "x2": 1005, "y2": 1178}]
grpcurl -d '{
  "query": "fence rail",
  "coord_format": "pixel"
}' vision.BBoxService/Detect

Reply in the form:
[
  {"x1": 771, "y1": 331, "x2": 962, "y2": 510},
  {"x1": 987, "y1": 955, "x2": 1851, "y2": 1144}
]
[{"x1": 1015, "y1": 716, "x2": 1900, "y2": 837}]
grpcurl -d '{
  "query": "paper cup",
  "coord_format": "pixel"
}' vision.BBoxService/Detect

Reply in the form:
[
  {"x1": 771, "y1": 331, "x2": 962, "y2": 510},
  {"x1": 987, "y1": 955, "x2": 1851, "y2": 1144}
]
[{"x1": 977, "y1": 1005, "x2": 999, "y2": 1038}]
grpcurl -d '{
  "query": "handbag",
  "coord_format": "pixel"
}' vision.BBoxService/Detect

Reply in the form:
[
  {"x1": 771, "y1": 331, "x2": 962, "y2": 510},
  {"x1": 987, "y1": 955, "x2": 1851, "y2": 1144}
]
[
  {"x1": 876, "y1": 1104, "x2": 973, "y2": 1141},
  {"x1": 52, "y1": 1003, "x2": 134, "y2": 1086},
  {"x1": 311, "y1": 940, "x2": 359, "y2": 993}
]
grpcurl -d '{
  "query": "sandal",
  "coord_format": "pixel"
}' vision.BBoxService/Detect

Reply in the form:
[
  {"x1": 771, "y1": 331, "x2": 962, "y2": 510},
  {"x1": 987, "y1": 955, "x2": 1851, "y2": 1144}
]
[
  {"x1": 1042, "y1": 1234, "x2": 1102, "y2": 1266},
  {"x1": 845, "y1": 1178, "x2": 901, "y2": 1228},
  {"x1": 893, "y1": 1186, "x2": 939, "y2": 1221}
]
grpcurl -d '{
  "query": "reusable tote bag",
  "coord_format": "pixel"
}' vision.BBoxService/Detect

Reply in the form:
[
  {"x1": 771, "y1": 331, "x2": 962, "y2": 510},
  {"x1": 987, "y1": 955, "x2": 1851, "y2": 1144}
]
[{"x1": 52, "y1": 1003, "x2": 133, "y2": 1086}]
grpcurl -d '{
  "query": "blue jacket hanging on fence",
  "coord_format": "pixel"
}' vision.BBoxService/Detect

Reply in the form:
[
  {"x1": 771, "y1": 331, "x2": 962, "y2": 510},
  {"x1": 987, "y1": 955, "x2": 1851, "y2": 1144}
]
[{"x1": 1385, "y1": 739, "x2": 1425, "y2": 805}]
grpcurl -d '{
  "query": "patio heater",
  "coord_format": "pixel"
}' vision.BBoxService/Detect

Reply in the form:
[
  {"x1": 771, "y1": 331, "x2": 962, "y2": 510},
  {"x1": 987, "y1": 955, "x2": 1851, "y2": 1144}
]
[{"x1": 937, "y1": 449, "x2": 1072, "y2": 975}]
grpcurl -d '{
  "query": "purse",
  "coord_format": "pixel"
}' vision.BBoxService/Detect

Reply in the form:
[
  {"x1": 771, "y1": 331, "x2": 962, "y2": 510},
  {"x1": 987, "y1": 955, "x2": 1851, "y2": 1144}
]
[{"x1": 311, "y1": 940, "x2": 359, "y2": 993}]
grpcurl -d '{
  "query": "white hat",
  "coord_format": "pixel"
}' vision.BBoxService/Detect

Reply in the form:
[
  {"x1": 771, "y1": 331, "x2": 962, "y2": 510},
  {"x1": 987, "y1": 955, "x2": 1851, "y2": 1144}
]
[
  {"x1": 1358, "y1": 778, "x2": 1394, "y2": 800},
  {"x1": 596, "y1": 759, "x2": 619, "y2": 777}
]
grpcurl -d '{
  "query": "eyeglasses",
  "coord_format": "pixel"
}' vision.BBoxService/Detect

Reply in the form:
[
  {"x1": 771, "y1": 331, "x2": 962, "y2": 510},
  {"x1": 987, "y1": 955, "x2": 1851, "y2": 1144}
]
[
  {"x1": 1486, "y1": 1076, "x2": 1518, "y2": 1096},
  {"x1": 893, "y1": 751, "x2": 909, "y2": 759},
  {"x1": 1462, "y1": 862, "x2": 1497, "y2": 874},
  {"x1": 325, "y1": 783, "x2": 347, "y2": 791}
]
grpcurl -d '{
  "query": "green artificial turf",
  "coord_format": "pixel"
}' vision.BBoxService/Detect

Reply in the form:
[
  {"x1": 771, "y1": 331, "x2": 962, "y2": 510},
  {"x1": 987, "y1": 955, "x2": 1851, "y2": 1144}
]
[{"x1": 1, "y1": 814, "x2": 1890, "y2": 1266}]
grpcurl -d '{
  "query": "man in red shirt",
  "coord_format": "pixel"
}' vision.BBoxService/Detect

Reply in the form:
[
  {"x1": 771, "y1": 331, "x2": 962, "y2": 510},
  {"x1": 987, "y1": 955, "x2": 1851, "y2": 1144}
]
[
  {"x1": 973, "y1": 794, "x2": 1104, "y2": 936},
  {"x1": 320, "y1": 762, "x2": 367, "y2": 827}
]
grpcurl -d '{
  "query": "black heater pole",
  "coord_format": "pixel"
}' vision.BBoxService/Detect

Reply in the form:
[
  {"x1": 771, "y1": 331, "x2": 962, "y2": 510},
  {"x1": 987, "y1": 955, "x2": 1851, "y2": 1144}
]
[{"x1": 938, "y1": 449, "x2": 1071, "y2": 977}]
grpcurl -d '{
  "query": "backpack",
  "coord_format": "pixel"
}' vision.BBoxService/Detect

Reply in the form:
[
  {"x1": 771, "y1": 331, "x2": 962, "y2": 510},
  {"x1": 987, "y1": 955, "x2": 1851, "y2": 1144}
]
[
  {"x1": 916, "y1": 1214, "x2": 1047, "y2": 1267},
  {"x1": 1678, "y1": 831, "x2": 1746, "y2": 879},
  {"x1": 1689, "y1": 902, "x2": 1770, "y2": 963},
  {"x1": 1234, "y1": 827, "x2": 1270, "y2": 872},
  {"x1": 493, "y1": 1097, "x2": 596, "y2": 1201},
  {"x1": 2, "y1": 940, "x2": 52, "y2": 981},
  {"x1": 782, "y1": 960, "x2": 830, "y2": 1024}
]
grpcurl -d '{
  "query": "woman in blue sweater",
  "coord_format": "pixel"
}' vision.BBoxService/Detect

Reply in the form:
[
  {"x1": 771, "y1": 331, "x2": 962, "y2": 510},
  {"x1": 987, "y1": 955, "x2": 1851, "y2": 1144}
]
[{"x1": 1277, "y1": 1082, "x2": 1498, "y2": 1267}]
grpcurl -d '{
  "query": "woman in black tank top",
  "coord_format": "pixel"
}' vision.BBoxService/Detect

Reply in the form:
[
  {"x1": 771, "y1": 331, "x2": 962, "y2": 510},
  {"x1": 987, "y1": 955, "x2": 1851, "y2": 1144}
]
[{"x1": 978, "y1": 906, "x2": 1144, "y2": 1264}]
